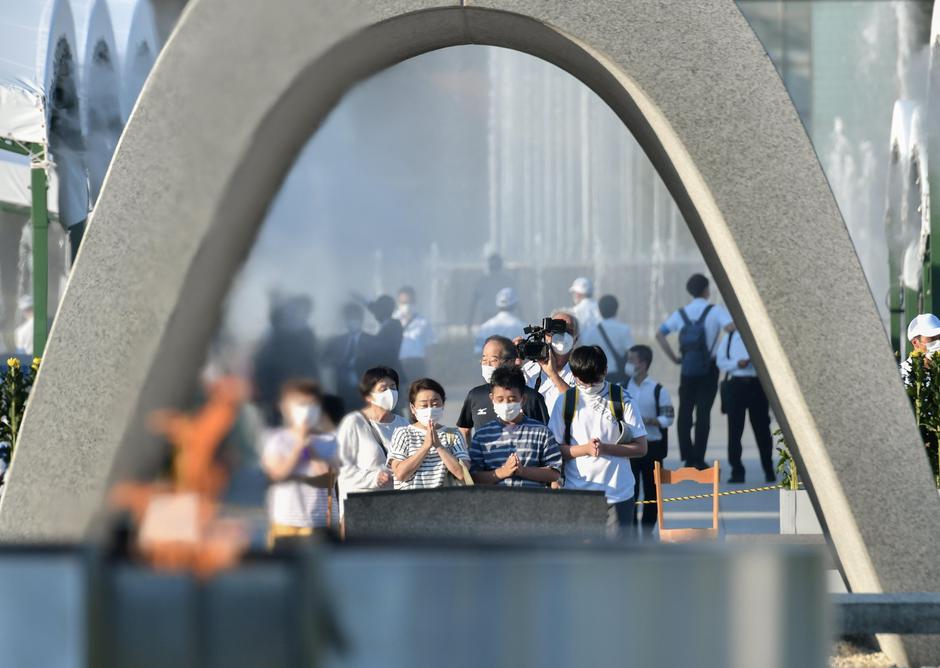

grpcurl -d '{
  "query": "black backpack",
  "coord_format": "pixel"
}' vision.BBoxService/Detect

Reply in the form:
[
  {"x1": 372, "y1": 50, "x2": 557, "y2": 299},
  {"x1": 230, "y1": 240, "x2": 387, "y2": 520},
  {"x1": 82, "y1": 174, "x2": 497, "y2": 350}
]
[
  {"x1": 678, "y1": 305, "x2": 716, "y2": 377},
  {"x1": 562, "y1": 384, "x2": 627, "y2": 445}
]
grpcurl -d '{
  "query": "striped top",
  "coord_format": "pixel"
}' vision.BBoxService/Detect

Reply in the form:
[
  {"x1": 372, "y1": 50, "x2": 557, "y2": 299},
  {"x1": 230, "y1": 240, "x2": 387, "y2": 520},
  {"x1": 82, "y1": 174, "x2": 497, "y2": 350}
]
[
  {"x1": 387, "y1": 425, "x2": 470, "y2": 490},
  {"x1": 468, "y1": 417, "x2": 563, "y2": 487},
  {"x1": 264, "y1": 430, "x2": 337, "y2": 528}
]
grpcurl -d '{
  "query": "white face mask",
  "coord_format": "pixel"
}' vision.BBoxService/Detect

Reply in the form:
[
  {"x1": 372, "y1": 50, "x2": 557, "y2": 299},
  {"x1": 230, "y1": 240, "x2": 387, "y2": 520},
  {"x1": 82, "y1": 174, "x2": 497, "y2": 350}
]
[
  {"x1": 494, "y1": 401, "x2": 522, "y2": 422},
  {"x1": 551, "y1": 332, "x2": 575, "y2": 356},
  {"x1": 928, "y1": 340, "x2": 940, "y2": 354},
  {"x1": 397, "y1": 302, "x2": 414, "y2": 318},
  {"x1": 623, "y1": 362, "x2": 637, "y2": 377},
  {"x1": 481, "y1": 364, "x2": 497, "y2": 383},
  {"x1": 578, "y1": 381, "x2": 606, "y2": 396},
  {"x1": 288, "y1": 402, "x2": 321, "y2": 429},
  {"x1": 414, "y1": 406, "x2": 444, "y2": 426},
  {"x1": 370, "y1": 388, "x2": 398, "y2": 412}
]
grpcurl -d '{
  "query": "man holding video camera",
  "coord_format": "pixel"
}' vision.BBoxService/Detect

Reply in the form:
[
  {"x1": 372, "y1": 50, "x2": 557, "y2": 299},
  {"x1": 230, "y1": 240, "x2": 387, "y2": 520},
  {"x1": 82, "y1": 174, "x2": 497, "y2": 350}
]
[{"x1": 518, "y1": 310, "x2": 579, "y2": 412}]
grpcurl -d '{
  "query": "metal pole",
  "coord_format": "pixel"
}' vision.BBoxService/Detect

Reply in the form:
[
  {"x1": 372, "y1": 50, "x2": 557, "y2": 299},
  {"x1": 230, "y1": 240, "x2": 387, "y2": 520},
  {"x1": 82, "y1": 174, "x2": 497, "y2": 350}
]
[{"x1": 30, "y1": 143, "x2": 49, "y2": 357}]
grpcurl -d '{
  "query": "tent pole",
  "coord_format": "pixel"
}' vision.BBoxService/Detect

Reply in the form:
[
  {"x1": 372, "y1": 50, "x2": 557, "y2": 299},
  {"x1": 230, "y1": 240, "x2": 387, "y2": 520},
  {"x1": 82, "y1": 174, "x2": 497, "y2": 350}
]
[{"x1": 30, "y1": 143, "x2": 49, "y2": 357}]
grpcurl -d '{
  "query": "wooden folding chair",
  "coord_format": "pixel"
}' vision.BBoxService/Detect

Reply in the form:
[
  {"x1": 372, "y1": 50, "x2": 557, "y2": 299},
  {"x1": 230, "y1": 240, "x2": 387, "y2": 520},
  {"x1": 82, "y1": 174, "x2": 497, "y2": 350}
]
[{"x1": 654, "y1": 460, "x2": 720, "y2": 542}]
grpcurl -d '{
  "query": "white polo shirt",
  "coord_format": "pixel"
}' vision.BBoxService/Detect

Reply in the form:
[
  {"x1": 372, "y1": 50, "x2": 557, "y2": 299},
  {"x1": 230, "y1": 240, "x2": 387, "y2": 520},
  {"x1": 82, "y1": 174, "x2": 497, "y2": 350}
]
[
  {"x1": 581, "y1": 318, "x2": 634, "y2": 369},
  {"x1": 716, "y1": 330, "x2": 757, "y2": 378},
  {"x1": 399, "y1": 314, "x2": 435, "y2": 360},
  {"x1": 475, "y1": 310, "x2": 526, "y2": 354},
  {"x1": 626, "y1": 376, "x2": 674, "y2": 442},
  {"x1": 524, "y1": 361, "x2": 575, "y2": 413},
  {"x1": 548, "y1": 382, "x2": 647, "y2": 504},
  {"x1": 572, "y1": 298, "x2": 602, "y2": 332},
  {"x1": 659, "y1": 298, "x2": 732, "y2": 359}
]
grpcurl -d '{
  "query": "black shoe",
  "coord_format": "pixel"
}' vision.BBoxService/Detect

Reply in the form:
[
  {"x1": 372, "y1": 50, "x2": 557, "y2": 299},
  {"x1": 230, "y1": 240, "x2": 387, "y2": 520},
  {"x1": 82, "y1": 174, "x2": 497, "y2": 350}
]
[
  {"x1": 694, "y1": 461, "x2": 710, "y2": 471},
  {"x1": 683, "y1": 460, "x2": 696, "y2": 469},
  {"x1": 727, "y1": 474, "x2": 745, "y2": 484},
  {"x1": 764, "y1": 472, "x2": 777, "y2": 483}
]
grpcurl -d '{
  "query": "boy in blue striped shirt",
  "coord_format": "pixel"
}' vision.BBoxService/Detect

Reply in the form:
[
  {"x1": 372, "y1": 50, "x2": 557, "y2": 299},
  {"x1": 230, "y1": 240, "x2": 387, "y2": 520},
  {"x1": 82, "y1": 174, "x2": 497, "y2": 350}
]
[{"x1": 469, "y1": 367, "x2": 562, "y2": 487}]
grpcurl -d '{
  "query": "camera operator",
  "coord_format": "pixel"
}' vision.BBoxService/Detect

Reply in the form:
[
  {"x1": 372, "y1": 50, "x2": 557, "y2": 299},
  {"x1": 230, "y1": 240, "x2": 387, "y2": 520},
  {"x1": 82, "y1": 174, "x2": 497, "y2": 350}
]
[{"x1": 519, "y1": 309, "x2": 579, "y2": 412}]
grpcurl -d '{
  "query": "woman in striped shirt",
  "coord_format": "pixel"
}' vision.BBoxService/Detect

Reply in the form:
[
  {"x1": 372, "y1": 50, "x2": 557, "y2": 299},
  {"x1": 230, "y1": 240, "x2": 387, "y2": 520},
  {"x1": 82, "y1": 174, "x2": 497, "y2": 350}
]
[{"x1": 387, "y1": 378, "x2": 470, "y2": 489}]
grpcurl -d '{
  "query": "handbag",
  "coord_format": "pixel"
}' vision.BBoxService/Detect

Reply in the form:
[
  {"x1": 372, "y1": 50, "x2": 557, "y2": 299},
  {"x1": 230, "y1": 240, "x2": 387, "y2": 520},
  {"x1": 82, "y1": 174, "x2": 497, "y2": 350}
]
[{"x1": 440, "y1": 428, "x2": 474, "y2": 486}]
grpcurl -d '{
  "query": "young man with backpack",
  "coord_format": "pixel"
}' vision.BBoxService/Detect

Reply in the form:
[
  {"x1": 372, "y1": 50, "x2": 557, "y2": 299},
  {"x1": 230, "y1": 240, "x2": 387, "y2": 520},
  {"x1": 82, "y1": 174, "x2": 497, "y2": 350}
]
[
  {"x1": 625, "y1": 345, "x2": 674, "y2": 536},
  {"x1": 655, "y1": 274, "x2": 733, "y2": 469},
  {"x1": 548, "y1": 346, "x2": 648, "y2": 537}
]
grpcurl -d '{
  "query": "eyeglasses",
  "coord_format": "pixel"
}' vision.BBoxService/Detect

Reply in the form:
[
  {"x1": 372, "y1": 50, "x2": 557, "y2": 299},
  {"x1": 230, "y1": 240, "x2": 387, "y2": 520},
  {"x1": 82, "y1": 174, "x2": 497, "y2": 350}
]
[{"x1": 481, "y1": 356, "x2": 514, "y2": 366}]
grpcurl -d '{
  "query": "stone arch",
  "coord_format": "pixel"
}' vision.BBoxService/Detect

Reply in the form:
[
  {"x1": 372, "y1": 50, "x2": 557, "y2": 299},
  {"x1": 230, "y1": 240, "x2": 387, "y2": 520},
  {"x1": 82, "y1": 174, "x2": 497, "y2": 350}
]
[{"x1": 3, "y1": 2, "x2": 937, "y2": 663}]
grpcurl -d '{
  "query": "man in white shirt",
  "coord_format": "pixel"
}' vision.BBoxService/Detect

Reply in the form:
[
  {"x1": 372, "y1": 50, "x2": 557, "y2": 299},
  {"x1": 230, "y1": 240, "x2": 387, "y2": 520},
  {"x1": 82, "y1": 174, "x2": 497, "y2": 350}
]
[
  {"x1": 396, "y1": 286, "x2": 436, "y2": 384},
  {"x1": 716, "y1": 325, "x2": 774, "y2": 483},
  {"x1": 581, "y1": 294, "x2": 633, "y2": 385},
  {"x1": 549, "y1": 345, "x2": 648, "y2": 536},
  {"x1": 655, "y1": 273, "x2": 733, "y2": 469},
  {"x1": 521, "y1": 309, "x2": 579, "y2": 412},
  {"x1": 569, "y1": 276, "x2": 602, "y2": 332},
  {"x1": 625, "y1": 345, "x2": 674, "y2": 535},
  {"x1": 475, "y1": 288, "x2": 525, "y2": 354},
  {"x1": 901, "y1": 313, "x2": 940, "y2": 384},
  {"x1": 14, "y1": 295, "x2": 33, "y2": 355}
]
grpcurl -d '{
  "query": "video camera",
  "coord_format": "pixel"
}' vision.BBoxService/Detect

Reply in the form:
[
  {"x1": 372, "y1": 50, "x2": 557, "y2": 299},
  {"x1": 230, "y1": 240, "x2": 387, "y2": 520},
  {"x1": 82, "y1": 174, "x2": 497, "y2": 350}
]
[{"x1": 516, "y1": 317, "x2": 568, "y2": 361}]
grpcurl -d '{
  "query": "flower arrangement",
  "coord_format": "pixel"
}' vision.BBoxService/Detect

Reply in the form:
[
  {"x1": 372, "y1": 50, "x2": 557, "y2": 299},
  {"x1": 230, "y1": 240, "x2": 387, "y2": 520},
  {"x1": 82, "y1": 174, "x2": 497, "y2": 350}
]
[
  {"x1": 904, "y1": 349, "x2": 940, "y2": 487},
  {"x1": 0, "y1": 356, "x2": 41, "y2": 484},
  {"x1": 774, "y1": 428, "x2": 799, "y2": 491}
]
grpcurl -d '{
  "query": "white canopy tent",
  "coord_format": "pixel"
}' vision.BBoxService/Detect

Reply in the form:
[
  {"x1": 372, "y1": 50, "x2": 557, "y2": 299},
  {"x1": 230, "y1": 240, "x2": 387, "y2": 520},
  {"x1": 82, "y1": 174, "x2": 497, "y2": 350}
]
[{"x1": 0, "y1": 0, "x2": 90, "y2": 355}]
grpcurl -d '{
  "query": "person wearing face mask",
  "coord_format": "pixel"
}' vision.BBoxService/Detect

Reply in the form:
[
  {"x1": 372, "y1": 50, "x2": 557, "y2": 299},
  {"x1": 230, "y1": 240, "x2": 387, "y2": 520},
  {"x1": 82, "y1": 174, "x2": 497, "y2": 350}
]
[
  {"x1": 469, "y1": 367, "x2": 562, "y2": 487},
  {"x1": 386, "y1": 378, "x2": 471, "y2": 489},
  {"x1": 261, "y1": 380, "x2": 337, "y2": 550},
  {"x1": 336, "y1": 367, "x2": 410, "y2": 516},
  {"x1": 625, "y1": 345, "x2": 674, "y2": 535},
  {"x1": 520, "y1": 309, "x2": 579, "y2": 412},
  {"x1": 457, "y1": 335, "x2": 549, "y2": 444},
  {"x1": 396, "y1": 286, "x2": 436, "y2": 389},
  {"x1": 901, "y1": 314, "x2": 940, "y2": 384},
  {"x1": 474, "y1": 288, "x2": 526, "y2": 354},
  {"x1": 322, "y1": 302, "x2": 366, "y2": 411},
  {"x1": 549, "y1": 346, "x2": 648, "y2": 536}
]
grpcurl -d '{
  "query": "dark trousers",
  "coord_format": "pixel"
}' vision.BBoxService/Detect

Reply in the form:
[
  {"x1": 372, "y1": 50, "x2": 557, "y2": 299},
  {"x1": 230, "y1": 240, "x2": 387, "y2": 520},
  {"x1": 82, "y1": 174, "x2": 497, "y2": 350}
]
[
  {"x1": 606, "y1": 497, "x2": 636, "y2": 538},
  {"x1": 631, "y1": 439, "x2": 665, "y2": 532},
  {"x1": 677, "y1": 364, "x2": 719, "y2": 466},
  {"x1": 726, "y1": 376, "x2": 774, "y2": 478}
]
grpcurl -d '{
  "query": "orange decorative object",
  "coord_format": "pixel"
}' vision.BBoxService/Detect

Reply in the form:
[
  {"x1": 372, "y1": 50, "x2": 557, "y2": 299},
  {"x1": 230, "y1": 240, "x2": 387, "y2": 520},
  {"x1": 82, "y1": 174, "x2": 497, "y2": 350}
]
[{"x1": 109, "y1": 376, "x2": 251, "y2": 579}]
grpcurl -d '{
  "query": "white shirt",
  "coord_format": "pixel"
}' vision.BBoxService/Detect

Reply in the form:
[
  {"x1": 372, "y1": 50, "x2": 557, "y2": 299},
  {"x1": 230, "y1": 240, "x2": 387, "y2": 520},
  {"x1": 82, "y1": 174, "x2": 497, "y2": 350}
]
[
  {"x1": 264, "y1": 430, "x2": 337, "y2": 528},
  {"x1": 659, "y1": 298, "x2": 732, "y2": 359},
  {"x1": 524, "y1": 361, "x2": 575, "y2": 413},
  {"x1": 399, "y1": 314, "x2": 435, "y2": 360},
  {"x1": 548, "y1": 382, "x2": 647, "y2": 504},
  {"x1": 14, "y1": 317, "x2": 32, "y2": 355},
  {"x1": 572, "y1": 298, "x2": 602, "y2": 332},
  {"x1": 716, "y1": 330, "x2": 757, "y2": 378},
  {"x1": 475, "y1": 310, "x2": 526, "y2": 353},
  {"x1": 336, "y1": 411, "x2": 410, "y2": 512},
  {"x1": 581, "y1": 318, "x2": 634, "y2": 369},
  {"x1": 626, "y1": 377, "x2": 674, "y2": 442}
]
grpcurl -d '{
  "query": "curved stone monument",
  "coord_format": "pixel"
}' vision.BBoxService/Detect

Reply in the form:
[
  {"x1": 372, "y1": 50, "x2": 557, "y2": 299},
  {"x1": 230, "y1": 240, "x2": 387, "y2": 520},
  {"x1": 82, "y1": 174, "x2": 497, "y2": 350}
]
[{"x1": 3, "y1": 1, "x2": 937, "y2": 664}]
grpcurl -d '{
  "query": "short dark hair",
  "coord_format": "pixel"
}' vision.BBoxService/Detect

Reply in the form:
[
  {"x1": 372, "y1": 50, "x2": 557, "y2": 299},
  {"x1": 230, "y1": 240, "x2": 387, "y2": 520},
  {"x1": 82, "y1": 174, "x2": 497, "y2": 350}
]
[
  {"x1": 398, "y1": 285, "x2": 415, "y2": 300},
  {"x1": 489, "y1": 366, "x2": 526, "y2": 394},
  {"x1": 320, "y1": 394, "x2": 346, "y2": 427},
  {"x1": 369, "y1": 295, "x2": 396, "y2": 321},
  {"x1": 629, "y1": 344, "x2": 653, "y2": 368},
  {"x1": 483, "y1": 335, "x2": 516, "y2": 360},
  {"x1": 409, "y1": 377, "x2": 446, "y2": 406},
  {"x1": 598, "y1": 294, "x2": 618, "y2": 319},
  {"x1": 569, "y1": 345, "x2": 607, "y2": 384},
  {"x1": 280, "y1": 378, "x2": 322, "y2": 402},
  {"x1": 686, "y1": 273, "x2": 709, "y2": 298},
  {"x1": 488, "y1": 253, "x2": 503, "y2": 273},
  {"x1": 359, "y1": 366, "x2": 399, "y2": 398}
]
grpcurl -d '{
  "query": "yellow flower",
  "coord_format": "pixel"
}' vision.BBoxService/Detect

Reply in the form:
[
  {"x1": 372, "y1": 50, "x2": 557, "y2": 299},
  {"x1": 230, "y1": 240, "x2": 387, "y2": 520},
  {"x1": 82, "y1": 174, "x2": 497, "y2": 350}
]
[
  {"x1": 912, "y1": 349, "x2": 926, "y2": 358},
  {"x1": 31, "y1": 357, "x2": 41, "y2": 370},
  {"x1": 6, "y1": 358, "x2": 20, "y2": 370}
]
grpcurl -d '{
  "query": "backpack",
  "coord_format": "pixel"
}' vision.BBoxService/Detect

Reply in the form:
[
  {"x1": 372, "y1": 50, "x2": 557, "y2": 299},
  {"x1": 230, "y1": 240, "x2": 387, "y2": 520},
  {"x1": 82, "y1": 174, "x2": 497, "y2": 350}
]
[
  {"x1": 678, "y1": 304, "x2": 716, "y2": 377},
  {"x1": 562, "y1": 384, "x2": 627, "y2": 445}
]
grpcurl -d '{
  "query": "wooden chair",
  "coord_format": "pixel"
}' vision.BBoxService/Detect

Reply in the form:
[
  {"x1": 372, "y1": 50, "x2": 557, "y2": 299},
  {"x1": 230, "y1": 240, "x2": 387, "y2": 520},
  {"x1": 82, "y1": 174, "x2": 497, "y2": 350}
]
[{"x1": 654, "y1": 460, "x2": 720, "y2": 542}]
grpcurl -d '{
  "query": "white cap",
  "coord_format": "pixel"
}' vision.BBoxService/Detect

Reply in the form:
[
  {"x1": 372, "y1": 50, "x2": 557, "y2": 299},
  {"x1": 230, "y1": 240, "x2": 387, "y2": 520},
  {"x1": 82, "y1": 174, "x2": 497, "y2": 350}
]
[
  {"x1": 908, "y1": 313, "x2": 940, "y2": 341},
  {"x1": 569, "y1": 277, "x2": 593, "y2": 296},
  {"x1": 18, "y1": 295, "x2": 33, "y2": 311},
  {"x1": 495, "y1": 287, "x2": 517, "y2": 308}
]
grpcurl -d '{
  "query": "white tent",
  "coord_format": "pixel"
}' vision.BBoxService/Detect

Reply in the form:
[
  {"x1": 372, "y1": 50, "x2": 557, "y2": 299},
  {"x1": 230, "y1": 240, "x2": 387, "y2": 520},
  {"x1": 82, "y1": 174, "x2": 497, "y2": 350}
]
[
  {"x1": 73, "y1": 0, "x2": 121, "y2": 203},
  {"x1": 107, "y1": 0, "x2": 160, "y2": 122}
]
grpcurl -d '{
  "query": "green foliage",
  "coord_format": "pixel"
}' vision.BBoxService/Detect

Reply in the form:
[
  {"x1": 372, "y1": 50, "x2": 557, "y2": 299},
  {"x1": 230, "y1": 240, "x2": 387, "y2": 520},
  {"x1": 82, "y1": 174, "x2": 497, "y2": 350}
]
[
  {"x1": 904, "y1": 350, "x2": 940, "y2": 487},
  {"x1": 0, "y1": 357, "x2": 41, "y2": 480},
  {"x1": 774, "y1": 429, "x2": 799, "y2": 491}
]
